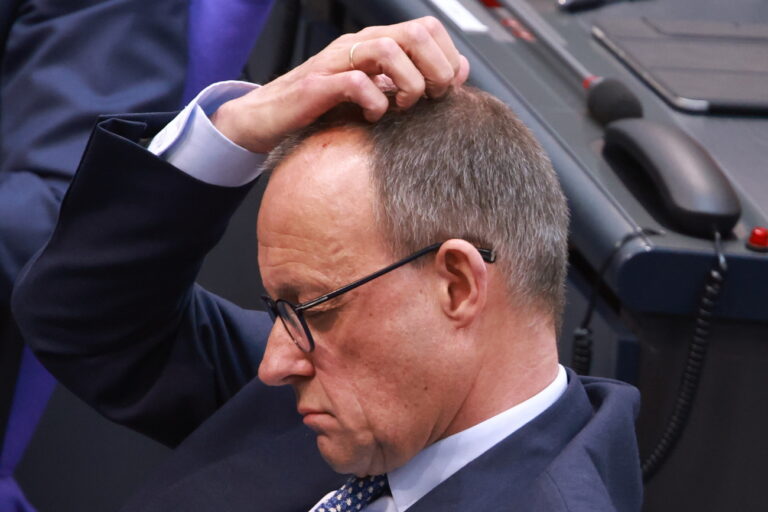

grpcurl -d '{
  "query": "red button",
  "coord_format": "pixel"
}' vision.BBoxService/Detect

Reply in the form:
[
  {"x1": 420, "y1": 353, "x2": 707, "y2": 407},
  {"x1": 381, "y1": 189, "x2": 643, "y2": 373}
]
[{"x1": 747, "y1": 226, "x2": 768, "y2": 252}]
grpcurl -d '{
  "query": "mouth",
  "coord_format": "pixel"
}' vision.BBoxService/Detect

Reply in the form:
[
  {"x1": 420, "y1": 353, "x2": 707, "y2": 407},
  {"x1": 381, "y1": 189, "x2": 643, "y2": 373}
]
[
  {"x1": 297, "y1": 405, "x2": 324, "y2": 416},
  {"x1": 298, "y1": 406, "x2": 332, "y2": 430}
]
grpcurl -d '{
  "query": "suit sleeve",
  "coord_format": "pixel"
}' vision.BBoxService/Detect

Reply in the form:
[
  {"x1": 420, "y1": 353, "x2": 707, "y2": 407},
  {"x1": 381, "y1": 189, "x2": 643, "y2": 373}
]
[{"x1": 11, "y1": 114, "x2": 274, "y2": 447}]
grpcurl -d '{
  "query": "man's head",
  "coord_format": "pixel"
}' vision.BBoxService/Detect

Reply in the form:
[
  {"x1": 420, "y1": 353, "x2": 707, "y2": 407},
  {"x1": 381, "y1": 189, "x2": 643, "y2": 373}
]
[{"x1": 256, "y1": 86, "x2": 569, "y2": 476}]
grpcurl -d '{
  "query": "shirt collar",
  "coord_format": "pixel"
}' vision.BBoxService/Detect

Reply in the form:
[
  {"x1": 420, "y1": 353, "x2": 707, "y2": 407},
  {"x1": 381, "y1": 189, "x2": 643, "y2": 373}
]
[{"x1": 386, "y1": 365, "x2": 568, "y2": 511}]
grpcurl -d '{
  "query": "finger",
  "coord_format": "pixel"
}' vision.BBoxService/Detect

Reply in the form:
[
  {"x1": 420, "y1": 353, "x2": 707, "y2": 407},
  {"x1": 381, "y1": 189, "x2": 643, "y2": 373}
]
[
  {"x1": 347, "y1": 37, "x2": 426, "y2": 108},
  {"x1": 416, "y1": 16, "x2": 462, "y2": 76},
  {"x1": 360, "y1": 17, "x2": 461, "y2": 73},
  {"x1": 361, "y1": 17, "x2": 461, "y2": 89},
  {"x1": 372, "y1": 74, "x2": 397, "y2": 94},
  {"x1": 386, "y1": 18, "x2": 457, "y2": 98},
  {"x1": 402, "y1": 31, "x2": 455, "y2": 98},
  {"x1": 289, "y1": 70, "x2": 390, "y2": 125},
  {"x1": 336, "y1": 71, "x2": 391, "y2": 122},
  {"x1": 454, "y1": 55, "x2": 470, "y2": 86}
]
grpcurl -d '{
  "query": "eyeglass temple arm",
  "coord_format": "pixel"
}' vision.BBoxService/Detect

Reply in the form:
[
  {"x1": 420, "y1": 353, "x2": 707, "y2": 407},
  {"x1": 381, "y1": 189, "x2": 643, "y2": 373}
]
[
  {"x1": 477, "y1": 248, "x2": 496, "y2": 263},
  {"x1": 297, "y1": 244, "x2": 495, "y2": 311}
]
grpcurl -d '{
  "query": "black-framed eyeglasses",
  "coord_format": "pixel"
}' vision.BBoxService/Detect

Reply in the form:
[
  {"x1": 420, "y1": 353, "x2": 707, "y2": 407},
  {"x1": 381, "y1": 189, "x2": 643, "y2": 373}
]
[{"x1": 261, "y1": 241, "x2": 495, "y2": 352}]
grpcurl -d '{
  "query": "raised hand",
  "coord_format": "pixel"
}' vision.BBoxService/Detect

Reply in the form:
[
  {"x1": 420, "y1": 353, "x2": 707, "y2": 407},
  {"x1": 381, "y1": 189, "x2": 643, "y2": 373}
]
[{"x1": 210, "y1": 16, "x2": 470, "y2": 153}]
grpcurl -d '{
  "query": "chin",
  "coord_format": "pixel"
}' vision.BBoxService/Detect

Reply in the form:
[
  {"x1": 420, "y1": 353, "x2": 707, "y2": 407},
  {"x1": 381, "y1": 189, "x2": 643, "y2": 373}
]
[
  {"x1": 320, "y1": 439, "x2": 416, "y2": 478},
  {"x1": 317, "y1": 436, "x2": 375, "y2": 476}
]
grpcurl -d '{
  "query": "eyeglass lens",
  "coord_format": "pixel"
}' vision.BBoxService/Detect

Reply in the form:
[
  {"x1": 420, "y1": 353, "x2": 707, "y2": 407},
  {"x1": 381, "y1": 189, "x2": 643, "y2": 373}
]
[{"x1": 276, "y1": 300, "x2": 312, "y2": 351}]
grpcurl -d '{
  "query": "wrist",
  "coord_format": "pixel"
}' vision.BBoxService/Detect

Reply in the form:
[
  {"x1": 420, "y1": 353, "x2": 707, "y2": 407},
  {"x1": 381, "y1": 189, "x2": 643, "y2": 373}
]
[{"x1": 211, "y1": 99, "x2": 273, "y2": 154}]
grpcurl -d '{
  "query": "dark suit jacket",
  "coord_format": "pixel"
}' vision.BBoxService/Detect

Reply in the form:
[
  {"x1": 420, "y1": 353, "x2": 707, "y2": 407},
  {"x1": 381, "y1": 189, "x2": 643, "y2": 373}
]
[{"x1": 12, "y1": 114, "x2": 643, "y2": 511}]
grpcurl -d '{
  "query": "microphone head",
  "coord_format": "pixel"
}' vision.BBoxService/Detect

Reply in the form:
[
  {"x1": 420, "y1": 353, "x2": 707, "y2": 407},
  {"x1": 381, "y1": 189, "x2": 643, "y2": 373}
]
[{"x1": 587, "y1": 78, "x2": 643, "y2": 125}]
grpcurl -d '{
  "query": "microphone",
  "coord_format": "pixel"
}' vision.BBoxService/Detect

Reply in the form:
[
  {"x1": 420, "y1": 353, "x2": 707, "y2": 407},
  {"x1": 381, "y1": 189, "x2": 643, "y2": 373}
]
[
  {"x1": 478, "y1": 2, "x2": 643, "y2": 125},
  {"x1": 586, "y1": 77, "x2": 644, "y2": 125}
]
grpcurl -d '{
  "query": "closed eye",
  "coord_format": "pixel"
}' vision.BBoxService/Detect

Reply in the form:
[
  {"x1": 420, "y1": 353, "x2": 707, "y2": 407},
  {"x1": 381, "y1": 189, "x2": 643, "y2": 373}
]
[{"x1": 302, "y1": 302, "x2": 343, "y2": 332}]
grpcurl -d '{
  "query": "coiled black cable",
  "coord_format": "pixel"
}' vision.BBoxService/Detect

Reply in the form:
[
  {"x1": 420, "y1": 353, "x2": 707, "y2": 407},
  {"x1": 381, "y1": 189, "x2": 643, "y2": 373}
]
[{"x1": 641, "y1": 231, "x2": 728, "y2": 482}]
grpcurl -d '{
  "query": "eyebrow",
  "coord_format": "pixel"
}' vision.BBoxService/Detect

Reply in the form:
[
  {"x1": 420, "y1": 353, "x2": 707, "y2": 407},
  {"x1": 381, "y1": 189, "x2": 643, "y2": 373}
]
[{"x1": 269, "y1": 279, "x2": 336, "y2": 304}]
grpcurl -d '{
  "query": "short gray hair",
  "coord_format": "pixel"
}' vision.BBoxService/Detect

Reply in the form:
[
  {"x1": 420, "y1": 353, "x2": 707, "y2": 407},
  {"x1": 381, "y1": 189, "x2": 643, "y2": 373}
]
[{"x1": 264, "y1": 86, "x2": 569, "y2": 323}]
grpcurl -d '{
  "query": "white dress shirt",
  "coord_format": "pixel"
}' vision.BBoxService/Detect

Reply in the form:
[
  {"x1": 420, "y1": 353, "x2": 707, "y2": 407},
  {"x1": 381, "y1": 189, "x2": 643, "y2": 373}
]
[
  {"x1": 148, "y1": 81, "x2": 264, "y2": 186},
  {"x1": 147, "y1": 83, "x2": 569, "y2": 512}
]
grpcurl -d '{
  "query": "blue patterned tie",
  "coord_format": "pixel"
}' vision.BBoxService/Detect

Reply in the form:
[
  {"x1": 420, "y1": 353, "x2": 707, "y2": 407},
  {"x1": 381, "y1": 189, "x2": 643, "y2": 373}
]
[{"x1": 316, "y1": 475, "x2": 389, "y2": 512}]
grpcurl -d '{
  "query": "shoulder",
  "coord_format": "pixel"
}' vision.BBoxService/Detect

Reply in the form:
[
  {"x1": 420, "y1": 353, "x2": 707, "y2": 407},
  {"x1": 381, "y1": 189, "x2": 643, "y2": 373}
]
[
  {"x1": 534, "y1": 373, "x2": 643, "y2": 512},
  {"x1": 578, "y1": 375, "x2": 641, "y2": 413}
]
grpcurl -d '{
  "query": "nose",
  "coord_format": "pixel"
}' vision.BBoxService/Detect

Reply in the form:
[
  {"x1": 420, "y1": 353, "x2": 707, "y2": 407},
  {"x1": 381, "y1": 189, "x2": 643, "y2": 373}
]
[{"x1": 258, "y1": 322, "x2": 315, "y2": 386}]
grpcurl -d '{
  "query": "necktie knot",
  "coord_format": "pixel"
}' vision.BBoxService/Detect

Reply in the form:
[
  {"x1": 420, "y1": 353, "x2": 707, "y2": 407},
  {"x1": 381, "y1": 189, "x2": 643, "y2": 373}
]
[{"x1": 316, "y1": 474, "x2": 388, "y2": 512}]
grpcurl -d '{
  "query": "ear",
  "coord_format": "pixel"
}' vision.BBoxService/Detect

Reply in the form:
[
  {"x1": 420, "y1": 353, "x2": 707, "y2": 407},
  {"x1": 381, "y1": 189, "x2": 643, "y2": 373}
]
[{"x1": 433, "y1": 239, "x2": 488, "y2": 328}]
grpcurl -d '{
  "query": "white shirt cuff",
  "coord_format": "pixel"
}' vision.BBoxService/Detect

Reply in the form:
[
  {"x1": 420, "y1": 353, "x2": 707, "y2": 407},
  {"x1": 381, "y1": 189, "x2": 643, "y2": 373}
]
[{"x1": 148, "y1": 80, "x2": 265, "y2": 187}]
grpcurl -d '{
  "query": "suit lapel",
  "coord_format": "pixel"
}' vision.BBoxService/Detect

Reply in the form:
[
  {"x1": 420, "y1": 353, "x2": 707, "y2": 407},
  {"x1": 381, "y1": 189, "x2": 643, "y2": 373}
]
[{"x1": 408, "y1": 372, "x2": 592, "y2": 511}]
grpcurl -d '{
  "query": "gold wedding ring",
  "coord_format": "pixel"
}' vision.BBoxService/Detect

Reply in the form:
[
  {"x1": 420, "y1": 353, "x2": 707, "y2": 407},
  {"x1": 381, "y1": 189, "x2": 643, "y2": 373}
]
[{"x1": 349, "y1": 42, "x2": 361, "y2": 71}]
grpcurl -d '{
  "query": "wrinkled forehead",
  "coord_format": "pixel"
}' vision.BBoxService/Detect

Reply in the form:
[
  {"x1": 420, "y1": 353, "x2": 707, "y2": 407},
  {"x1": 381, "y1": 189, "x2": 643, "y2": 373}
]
[{"x1": 257, "y1": 127, "x2": 389, "y2": 298}]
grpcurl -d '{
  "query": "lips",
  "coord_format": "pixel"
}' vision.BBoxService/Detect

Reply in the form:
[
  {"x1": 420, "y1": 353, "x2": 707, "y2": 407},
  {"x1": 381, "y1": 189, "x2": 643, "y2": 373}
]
[
  {"x1": 297, "y1": 405, "x2": 325, "y2": 417},
  {"x1": 298, "y1": 405, "x2": 333, "y2": 431},
  {"x1": 302, "y1": 413, "x2": 332, "y2": 432}
]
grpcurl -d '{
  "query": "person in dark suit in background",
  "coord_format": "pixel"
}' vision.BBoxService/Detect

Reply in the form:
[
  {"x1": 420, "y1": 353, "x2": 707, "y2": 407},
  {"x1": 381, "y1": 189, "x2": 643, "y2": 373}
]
[
  {"x1": 0, "y1": 1, "x2": 196, "y2": 508},
  {"x1": 12, "y1": 17, "x2": 642, "y2": 511}
]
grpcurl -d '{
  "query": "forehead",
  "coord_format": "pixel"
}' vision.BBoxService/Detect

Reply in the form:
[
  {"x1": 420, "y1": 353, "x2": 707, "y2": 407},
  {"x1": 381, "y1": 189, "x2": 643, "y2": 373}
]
[{"x1": 257, "y1": 127, "x2": 389, "y2": 299}]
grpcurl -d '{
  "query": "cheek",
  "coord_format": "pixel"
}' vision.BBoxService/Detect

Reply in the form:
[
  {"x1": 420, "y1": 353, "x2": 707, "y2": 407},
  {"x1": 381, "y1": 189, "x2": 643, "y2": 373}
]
[
  {"x1": 315, "y1": 325, "x2": 428, "y2": 432},
  {"x1": 344, "y1": 295, "x2": 446, "y2": 430},
  {"x1": 311, "y1": 277, "x2": 464, "y2": 467}
]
